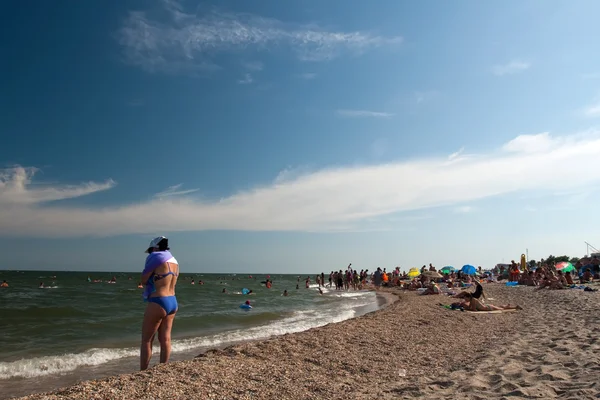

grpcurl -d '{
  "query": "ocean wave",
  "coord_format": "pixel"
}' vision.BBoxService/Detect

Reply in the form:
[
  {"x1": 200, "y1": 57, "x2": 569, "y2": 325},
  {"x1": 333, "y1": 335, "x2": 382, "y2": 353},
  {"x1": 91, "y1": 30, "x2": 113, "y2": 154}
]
[
  {"x1": 331, "y1": 291, "x2": 372, "y2": 298},
  {"x1": 0, "y1": 295, "x2": 373, "y2": 380},
  {"x1": 0, "y1": 348, "x2": 138, "y2": 379}
]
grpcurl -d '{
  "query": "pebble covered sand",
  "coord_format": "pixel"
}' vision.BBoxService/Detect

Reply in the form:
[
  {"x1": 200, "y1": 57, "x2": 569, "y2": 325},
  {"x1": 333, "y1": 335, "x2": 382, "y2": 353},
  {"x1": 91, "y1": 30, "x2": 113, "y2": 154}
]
[{"x1": 13, "y1": 284, "x2": 600, "y2": 399}]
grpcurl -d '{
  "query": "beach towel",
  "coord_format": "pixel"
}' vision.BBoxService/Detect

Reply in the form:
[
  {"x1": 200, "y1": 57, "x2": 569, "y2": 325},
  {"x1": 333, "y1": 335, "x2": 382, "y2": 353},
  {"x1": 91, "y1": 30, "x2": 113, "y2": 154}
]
[{"x1": 466, "y1": 309, "x2": 518, "y2": 314}]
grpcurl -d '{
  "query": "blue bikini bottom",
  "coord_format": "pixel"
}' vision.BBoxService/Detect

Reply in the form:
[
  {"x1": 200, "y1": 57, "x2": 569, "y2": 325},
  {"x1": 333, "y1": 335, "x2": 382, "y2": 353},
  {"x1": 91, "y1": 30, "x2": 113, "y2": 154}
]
[{"x1": 147, "y1": 296, "x2": 178, "y2": 315}]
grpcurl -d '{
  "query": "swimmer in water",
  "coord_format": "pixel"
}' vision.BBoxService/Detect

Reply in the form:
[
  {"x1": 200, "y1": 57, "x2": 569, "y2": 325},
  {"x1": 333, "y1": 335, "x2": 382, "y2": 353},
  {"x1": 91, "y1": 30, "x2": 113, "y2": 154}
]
[
  {"x1": 0, "y1": 280, "x2": 8, "y2": 287},
  {"x1": 222, "y1": 288, "x2": 227, "y2": 293},
  {"x1": 39, "y1": 282, "x2": 44, "y2": 288},
  {"x1": 283, "y1": 290, "x2": 288, "y2": 296},
  {"x1": 137, "y1": 282, "x2": 143, "y2": 288}
]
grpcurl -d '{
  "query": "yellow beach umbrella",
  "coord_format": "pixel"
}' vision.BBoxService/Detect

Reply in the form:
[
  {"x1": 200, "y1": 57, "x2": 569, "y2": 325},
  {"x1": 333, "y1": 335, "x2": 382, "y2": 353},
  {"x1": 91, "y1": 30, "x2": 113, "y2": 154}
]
[{"x1": 408, "y1": 268, "x2": 420, "y2": 278}]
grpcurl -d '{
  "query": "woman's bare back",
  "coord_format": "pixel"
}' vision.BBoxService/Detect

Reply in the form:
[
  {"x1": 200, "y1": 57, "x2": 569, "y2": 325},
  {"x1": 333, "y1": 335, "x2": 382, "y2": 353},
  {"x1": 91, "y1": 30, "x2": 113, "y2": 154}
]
[{"x1": 151, "y1": 262, "x2": 179, "y2": 297}]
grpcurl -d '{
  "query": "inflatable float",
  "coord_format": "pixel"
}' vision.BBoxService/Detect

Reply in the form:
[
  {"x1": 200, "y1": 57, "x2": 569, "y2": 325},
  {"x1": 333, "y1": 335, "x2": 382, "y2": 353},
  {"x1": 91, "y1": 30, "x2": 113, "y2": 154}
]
[{"x1": 240, "y1": 300, "x2": 252, "y2": 310}]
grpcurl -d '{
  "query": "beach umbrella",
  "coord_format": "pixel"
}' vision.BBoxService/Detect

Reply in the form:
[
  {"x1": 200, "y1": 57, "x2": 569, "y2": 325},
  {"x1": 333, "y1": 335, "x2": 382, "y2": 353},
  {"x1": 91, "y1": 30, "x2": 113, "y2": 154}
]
[
  {"x1": 422, "y1": 271, "x2": 443, "y2": 279},
  {"x1": 461, "y1": 265, "x2": 477, "y2": 275},
  {"x1": 555, "y1": 262, "x2": 575, "y2": 273},
  {"x1": 440, "y1": 266, "x2": 455, "y2": 274},
  {"x1": 408, "y1": 268, "x2": 420, "y2": 278}
]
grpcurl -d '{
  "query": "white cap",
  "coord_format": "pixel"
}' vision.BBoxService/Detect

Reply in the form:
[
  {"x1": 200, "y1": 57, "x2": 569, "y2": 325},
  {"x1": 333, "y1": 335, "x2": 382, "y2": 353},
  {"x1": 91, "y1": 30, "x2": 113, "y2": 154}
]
[{"x1": 146, "y1": 236, "x2": 167, "y2": 252}]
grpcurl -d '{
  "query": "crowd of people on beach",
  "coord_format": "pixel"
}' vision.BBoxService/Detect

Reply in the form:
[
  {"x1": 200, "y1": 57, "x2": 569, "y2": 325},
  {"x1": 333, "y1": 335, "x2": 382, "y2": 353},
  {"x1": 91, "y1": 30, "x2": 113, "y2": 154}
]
[{"x1": 3, "y1": 234, "x2": 598, "y2": 376}]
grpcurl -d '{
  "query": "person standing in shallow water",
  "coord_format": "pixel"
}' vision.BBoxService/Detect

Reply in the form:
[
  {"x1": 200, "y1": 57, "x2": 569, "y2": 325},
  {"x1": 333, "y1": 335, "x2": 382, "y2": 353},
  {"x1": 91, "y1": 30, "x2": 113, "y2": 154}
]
[{"x1": 140, "y1": 236, "x2": 179, "y2": 370}]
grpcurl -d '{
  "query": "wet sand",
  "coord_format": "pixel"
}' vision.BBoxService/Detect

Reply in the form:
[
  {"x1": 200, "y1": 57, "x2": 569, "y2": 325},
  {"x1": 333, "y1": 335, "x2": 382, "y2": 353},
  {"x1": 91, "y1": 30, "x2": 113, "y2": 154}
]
[{"x1": 13, "y1": 284, "x2": 600, "y2": 399}]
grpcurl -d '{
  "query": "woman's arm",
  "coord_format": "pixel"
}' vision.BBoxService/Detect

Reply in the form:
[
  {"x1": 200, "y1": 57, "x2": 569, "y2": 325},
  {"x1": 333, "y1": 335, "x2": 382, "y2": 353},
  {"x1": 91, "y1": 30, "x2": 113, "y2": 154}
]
[{"x1": 141, "y1": 270, "x2": 154, "y2": 285}]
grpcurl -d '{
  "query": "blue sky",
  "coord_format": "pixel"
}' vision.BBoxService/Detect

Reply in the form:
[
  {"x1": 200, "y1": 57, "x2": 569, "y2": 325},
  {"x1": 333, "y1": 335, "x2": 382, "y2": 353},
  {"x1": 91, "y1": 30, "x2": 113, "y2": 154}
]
[{"x1": 2, "y1": 0, "x2": 600, "y2": 273}]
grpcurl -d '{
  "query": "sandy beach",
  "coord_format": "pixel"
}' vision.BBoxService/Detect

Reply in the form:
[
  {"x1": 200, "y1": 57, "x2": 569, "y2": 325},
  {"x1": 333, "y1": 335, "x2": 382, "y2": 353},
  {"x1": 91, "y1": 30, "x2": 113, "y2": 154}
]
[{"x1": 12, "y1": 284, "x2": 600, "y2": 399}]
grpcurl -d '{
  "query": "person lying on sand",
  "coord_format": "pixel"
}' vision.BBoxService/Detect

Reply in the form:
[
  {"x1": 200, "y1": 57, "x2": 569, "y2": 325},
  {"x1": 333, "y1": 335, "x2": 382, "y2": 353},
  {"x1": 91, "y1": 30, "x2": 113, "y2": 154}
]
[{"x1": 462, "y1": 292, "x2": 522, "y2": 311}]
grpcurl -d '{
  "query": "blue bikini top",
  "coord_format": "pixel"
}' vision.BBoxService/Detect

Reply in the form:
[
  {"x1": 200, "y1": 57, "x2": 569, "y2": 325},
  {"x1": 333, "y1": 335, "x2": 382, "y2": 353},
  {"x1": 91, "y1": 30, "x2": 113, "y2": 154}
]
[{"x1": 142, "y1": 251, "x2": 178, "y2": 300}]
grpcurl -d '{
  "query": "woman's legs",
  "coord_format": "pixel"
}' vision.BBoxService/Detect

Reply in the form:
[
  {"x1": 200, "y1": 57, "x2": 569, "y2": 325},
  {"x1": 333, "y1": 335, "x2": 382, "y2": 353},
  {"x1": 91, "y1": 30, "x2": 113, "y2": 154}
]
[
  {"x1": 140, "y1": 303, "x2": 166, "y2": 370},
  {"x1": 158, "y1": 313, "x2": 176, "y2": 364},
  {"x1": 498, "y1": 304, "x2": 522, "y2": 310}
]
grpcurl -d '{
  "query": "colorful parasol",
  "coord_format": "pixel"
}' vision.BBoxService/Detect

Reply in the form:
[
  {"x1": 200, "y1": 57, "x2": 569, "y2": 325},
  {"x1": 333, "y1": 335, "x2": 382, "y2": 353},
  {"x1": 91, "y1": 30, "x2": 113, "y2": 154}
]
[
  {"x1": 408, "y1": 268, "x2": 420, "y2": 278},
  {"x1": 555, "y1": 262, "x2": 575, "y2": 273},
  {"x1": 461, "y1": 265, "x2": 477, "y2": 275},
  {"x1": 440, "y1": 266, "x2": 455, "y2": 274}
]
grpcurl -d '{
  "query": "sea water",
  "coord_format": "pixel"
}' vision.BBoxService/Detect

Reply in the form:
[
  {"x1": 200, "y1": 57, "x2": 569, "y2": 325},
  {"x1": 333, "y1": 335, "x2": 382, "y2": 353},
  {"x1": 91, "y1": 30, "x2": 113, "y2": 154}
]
[{"x1": 0, "y1": 271, "x2": 381, "y2": 399}]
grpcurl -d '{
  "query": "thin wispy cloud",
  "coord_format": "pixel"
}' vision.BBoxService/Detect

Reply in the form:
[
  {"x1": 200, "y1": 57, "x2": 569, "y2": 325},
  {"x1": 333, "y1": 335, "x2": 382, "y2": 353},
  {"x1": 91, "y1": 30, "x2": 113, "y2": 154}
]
[
  {"x1": 298, "y1": 73, "x2": 317, "y2": 80},
  {"x1": 154, "y1": 184, "x2": 199, "y2": 198},
  {"x1": 448, "y1": 147, "x2": 465, "y2": 161},
  {"x1": 242, "y1": 61, "x2": 263, "y2": 71},
  {"x1": 583, "y1": 102, "x2": 600, "y2": 117},
  {"x1": 2, "y1": 131, "x2": 600, "y2": 237},
  {"x1": 238, "y1": 73, "x2": 253, "y2": 85},
  {"x1": 0, "y1": 167, "x2": 115, "y2": 205},
  {"x1": 336, "y1": 109, "x2": 395, "y2": 118},
  {"x1": 492, "y1": 60, "x2": 530, "y2": 76},
  {"x1": 414, "y1": 90, "x2": 439, "y2": 104},
  {"x1": 117, "y1": 0, "x2": 402, "y2": 74},
  {"x1": 453, "y1": 206, "x2": 472, "y2": 214}
]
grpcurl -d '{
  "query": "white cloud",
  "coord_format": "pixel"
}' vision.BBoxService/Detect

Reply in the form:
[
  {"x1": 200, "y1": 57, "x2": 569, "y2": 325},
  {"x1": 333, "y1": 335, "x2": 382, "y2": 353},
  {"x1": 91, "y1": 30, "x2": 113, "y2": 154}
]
[
  {"x1": 492, "y1": 60, "x2": 530, "y2": 76},
  {"x1": 117, "y1": 0, "x2": 402, "y2": 74},
  {"x1": 336, "y1": 109, "x2": 395, "y2": 118},
  {"x1": 502, "y1": 132, "x2": 555, "y2": 153},
  {"x1": 3, "y1": 131, "x2": 600, "y2": 237},
  {"x1": 238, "y1": 73, "x2": 253, "y2": 84},
  {"x1": 448, "y1": 147, "x2": 465, "y2": 161},
  {"x1": 154, "y1": 184, "x2": 199, "y2": 198},
  {"x1": 0, "y1": 167, "x2": 115, "y2": 206},
  {"x1": 583, "y1": 102, "x2": 600, "y2": 117}
]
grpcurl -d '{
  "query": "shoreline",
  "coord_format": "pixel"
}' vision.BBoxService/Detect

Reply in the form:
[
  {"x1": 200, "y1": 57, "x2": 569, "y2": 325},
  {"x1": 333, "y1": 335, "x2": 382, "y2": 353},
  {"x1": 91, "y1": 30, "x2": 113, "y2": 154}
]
[
  {"x1": 5, "y1": 289, "x2": 391, "y2": 400},
  {"x1": 11, "y1": 286, "x2": 514, "y2": 399},
  {"x1": 12, "y1": 284, "x2": 600, "y2": 399}
]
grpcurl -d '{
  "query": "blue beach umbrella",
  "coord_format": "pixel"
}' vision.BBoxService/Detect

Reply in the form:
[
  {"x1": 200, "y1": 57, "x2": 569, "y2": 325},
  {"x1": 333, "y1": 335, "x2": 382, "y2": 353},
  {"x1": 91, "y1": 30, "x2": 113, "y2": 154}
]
[{"x1": 461, "y1": 265, "x2": 477, "y2": 275}]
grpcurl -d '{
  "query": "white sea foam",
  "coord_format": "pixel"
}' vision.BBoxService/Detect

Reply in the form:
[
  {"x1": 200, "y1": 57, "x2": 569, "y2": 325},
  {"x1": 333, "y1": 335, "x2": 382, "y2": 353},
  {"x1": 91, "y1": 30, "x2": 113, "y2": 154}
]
[{"x1": 0, "y1": 292, "x2": 376, "y2": 380}]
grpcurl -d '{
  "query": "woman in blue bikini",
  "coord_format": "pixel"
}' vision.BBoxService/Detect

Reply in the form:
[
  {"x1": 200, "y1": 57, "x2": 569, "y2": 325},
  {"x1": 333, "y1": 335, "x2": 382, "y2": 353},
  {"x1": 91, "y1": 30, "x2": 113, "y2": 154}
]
[{"x1": 140, "y1": 236, "x2": 179, "y2": 370}]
